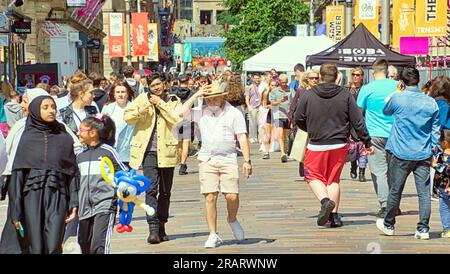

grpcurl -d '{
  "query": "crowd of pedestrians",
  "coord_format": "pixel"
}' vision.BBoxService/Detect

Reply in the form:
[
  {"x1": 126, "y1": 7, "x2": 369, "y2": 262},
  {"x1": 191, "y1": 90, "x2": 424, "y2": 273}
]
[{"x1": 0, "y1": 57, "x2": 449, "y2": 254}]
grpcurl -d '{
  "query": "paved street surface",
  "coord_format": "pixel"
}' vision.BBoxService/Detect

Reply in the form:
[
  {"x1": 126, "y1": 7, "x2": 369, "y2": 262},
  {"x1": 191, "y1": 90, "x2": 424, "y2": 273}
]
[{"x1": 1, "y1": 144, "x2": 449, "y2": 254}]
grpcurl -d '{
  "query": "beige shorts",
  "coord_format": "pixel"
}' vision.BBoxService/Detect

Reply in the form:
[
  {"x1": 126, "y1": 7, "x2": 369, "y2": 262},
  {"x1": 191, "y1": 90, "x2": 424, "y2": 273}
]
[{"x1": 199, "y1": 161, "x2": 239, "y2": 194}]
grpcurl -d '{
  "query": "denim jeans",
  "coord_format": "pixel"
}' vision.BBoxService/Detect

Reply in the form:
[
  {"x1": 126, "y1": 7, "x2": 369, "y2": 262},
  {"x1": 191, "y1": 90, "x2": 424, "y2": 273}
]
[
  {"x1": 438, "y1": 187, "x2": 450, "y2": 232},
  {"x1": 384, "y1": 155, "x2": 431, "y2": 232},
  {"x1": 367, "y1": 137, "x2": 392, "y2": 208}
]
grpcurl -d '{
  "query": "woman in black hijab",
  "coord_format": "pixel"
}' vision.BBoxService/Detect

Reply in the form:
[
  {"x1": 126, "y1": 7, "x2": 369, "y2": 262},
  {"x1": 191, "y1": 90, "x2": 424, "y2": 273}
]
[{"x1": 8, "y1": 95, "x2": 79, "y2": 254}]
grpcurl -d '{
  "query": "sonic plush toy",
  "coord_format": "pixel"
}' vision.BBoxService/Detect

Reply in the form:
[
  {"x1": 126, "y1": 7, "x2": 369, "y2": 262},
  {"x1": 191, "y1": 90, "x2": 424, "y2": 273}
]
[{"x1": 100, "y1": 157, "x2": 155, "y2": 233}]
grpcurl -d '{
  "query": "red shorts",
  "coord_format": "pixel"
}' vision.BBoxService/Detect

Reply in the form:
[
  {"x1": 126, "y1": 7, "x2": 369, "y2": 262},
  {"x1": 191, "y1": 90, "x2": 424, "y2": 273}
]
[{"x1": 304, "y1": 146, "x2": 348, "y2": 186}]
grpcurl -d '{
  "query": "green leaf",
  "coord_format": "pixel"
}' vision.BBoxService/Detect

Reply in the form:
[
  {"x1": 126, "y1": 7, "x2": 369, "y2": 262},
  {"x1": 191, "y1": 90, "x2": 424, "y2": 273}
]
[{"x1": 221, "y1": 0, "x2": 309, "y2": 71}]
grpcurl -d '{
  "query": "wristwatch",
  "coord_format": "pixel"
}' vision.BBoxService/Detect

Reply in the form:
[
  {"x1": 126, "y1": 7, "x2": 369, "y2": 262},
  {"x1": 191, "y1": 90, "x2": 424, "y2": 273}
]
[{"x1": 244, "y1": 160, "x2": 252, "y2": 165}]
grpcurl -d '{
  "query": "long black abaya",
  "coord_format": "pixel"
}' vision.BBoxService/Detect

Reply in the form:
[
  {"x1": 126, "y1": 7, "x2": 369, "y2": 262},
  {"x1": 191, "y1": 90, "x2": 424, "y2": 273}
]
[{"x1": 1, "y1": 96, "x2": 78, "y2": 254}]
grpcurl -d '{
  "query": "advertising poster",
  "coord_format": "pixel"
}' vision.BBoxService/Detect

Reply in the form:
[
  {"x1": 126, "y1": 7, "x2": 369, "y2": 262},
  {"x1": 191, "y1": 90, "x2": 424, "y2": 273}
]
[{"x1": 326, "y1": 6, "x2": 345, "y2": 42}]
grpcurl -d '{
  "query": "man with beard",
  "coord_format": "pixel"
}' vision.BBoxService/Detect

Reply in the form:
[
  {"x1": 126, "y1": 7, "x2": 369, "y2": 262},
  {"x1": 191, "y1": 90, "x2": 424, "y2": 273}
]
[{"x1": 177, "y1": 83, "x2": 252, "y2": 248}]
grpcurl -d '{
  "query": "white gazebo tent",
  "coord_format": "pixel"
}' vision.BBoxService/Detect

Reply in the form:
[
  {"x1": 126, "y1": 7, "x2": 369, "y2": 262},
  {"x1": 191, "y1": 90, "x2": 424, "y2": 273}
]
[{"x1": 242, "y1": 35, "x2": 336, "y2": 74}]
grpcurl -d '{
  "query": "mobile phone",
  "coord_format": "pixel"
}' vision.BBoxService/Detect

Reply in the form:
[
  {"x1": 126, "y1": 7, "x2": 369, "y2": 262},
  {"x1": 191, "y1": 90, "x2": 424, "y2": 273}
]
[{"x1": 18, "y1": 222, "x2": 24, "y2": 238}]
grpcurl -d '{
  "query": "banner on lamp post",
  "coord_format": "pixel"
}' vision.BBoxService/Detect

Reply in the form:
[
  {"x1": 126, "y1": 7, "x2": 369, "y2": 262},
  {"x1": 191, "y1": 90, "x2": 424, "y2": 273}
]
[
  {"x1": 295, "y1": 24, "x2": 309, "y2": 37},
  {"x1": 326, "y1": 6, "x2": 345, "y2": 42},
  {"x1": 108, "y1": 13, "x2": 125, "y2": 57},
  {"x1": 415, "y1": 0, "x2": 447, "y2": 37},
  {"x1": 392, "y1": 0, "x2": 415, "y2": 48},
  {"x1": 355, "y1": 0, "x2": 379, "y2": 38},
  {"x1": 148, "y1": 23, "x2": 159, "y2": 62},
  {"x1": 184, "y1": 43, "x2": 192, "y2": 63},
  {"x1": 132, "y1": 13, "x2": 149, "y2": 57}
]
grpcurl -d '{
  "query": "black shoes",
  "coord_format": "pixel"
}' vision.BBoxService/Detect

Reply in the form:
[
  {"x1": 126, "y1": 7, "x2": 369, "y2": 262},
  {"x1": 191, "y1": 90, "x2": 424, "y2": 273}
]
[
  {"x1": 147, "y1": 224, "x2": 161, "y2": 244},
  {"x1": 281, "y1": 155, "x2": 288, "y2": 163},
  {"x1": 159, "y1": 223, "x2": 169, "y2": 242},
  {"x1": 299, "y1": 162, "x2": 305, "y2": 177},
  {"x1": 179, "y1": 164, "x2": 188, "y2": 175},
  {"x1": 329, "y1": 213, "x2": 343, "y2": 228},
  {"x1": 317, "y1": 198, "x2": 336, "y2": 226},
  {"x1": 376, "y1": 207, "x2": 386, "y2": 218},
  {"x1": 350, "y1": 162, "x2": 357, "y2": 179},
  {"x1": 359, "y1": 168, "x2": 367, "y2": 182}
]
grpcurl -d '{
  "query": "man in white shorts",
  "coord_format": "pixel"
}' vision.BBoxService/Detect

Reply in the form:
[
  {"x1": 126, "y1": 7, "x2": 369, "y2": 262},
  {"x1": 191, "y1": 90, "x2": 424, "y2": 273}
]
[{"x1": 178, "y1": 84, "x2": 252, "y2": 248}]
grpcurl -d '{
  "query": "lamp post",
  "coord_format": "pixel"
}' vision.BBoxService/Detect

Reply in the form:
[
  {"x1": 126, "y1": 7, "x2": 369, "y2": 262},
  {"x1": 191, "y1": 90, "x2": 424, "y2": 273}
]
[
  {"x1": 125, "y1": 0, "x2": 132, "y2": 66},
  {"x1": 380, "y1": 0, "x2": 390, "y2": 46},
  {"x1": 137, "y1": 0, "x2": 144, "y2": 71},
  {"x1": 309, "y1": 0, "x2": 315, "y2": 36},
  {"x1": 345, "y1": 0, "x2": 353, "y2": 36}
]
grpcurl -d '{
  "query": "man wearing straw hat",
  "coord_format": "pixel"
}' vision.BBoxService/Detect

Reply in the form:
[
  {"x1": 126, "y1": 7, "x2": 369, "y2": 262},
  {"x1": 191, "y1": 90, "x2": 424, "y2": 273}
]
[{"x1": 177, "y1": 83, "x2": 252, "y2": 248}]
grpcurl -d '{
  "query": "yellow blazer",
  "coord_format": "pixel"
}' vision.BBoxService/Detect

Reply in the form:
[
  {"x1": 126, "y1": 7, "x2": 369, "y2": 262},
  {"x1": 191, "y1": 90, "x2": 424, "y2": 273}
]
[{"x1": 124, "y1": 93, "x2": 182, "y2": 169}]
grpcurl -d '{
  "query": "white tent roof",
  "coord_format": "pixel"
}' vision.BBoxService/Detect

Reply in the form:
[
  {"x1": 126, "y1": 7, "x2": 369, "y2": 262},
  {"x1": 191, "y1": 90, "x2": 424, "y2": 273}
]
[{"x1": 243, "y1": 36, "x2": 336, "y2": 72}]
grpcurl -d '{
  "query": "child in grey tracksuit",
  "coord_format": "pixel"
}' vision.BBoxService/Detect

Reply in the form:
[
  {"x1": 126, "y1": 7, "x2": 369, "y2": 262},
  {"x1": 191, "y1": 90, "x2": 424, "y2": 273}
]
[{"x1": 76, "y1": 115, "x2": 127, "y2": 254}]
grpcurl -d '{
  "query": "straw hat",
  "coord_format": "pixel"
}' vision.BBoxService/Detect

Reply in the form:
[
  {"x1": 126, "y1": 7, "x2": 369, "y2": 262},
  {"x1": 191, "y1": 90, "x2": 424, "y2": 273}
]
[{"x1": 202, "y1": 82, "x2": 228, "y2": 98}]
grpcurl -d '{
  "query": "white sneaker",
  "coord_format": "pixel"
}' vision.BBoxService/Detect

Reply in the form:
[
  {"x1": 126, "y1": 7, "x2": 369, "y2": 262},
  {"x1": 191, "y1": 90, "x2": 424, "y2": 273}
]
[
  {"x1": 228, "y1": 220, "x2": 245, "y2": 240},
  {"x1": 414, "y1": 230, "x2": 430, "y2": 240},
  {"x1": 204, "y1": 233, "x2": 223, "y2": 248},
  {"x1": 376, "y1": 219, "x2": 395, "y2": 236}
]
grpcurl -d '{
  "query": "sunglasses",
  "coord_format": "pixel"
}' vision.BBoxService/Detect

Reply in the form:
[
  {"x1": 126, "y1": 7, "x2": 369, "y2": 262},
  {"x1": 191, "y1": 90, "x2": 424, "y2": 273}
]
[
  {"x1": 352, "y1": 73, "x2": 362, "y2": 76},
  {"x1": 308, "y1": 77, "x2": 319, "y2": 80}
]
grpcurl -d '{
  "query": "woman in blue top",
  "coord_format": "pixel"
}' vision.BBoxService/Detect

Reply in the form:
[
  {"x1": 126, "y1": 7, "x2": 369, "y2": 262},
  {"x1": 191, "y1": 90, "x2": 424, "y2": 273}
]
[{"x1": 428, "y1": 76, "x2": 450, "y2": 130}]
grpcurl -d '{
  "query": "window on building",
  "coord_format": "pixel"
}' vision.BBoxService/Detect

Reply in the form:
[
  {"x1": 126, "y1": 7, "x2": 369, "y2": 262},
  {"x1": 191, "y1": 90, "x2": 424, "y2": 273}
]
[
  {"x1": 200, "y1": 10, "x2": 212, "y2": 25},
  {"x1": 180, "y1": 0, "x2": 193, "y2": 21}
]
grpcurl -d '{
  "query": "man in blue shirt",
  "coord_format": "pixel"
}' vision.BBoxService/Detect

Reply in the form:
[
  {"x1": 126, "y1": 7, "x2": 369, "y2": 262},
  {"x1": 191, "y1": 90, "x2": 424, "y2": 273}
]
[
  {"x1": 289, "y1": 63, "x2": 305, "y2": 92},
  {"x1": 357, "y1": 59, "x2": 398, "y2": 218},
  {"x1": 376, "y1": 66, "x2": 440, "y2": 240}
]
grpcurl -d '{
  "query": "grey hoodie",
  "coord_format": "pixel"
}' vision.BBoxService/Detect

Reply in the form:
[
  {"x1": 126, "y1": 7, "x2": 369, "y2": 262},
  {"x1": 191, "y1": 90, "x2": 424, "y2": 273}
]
[{"x1": 4, "y1": 102, "x2": 23, "y2": 128}]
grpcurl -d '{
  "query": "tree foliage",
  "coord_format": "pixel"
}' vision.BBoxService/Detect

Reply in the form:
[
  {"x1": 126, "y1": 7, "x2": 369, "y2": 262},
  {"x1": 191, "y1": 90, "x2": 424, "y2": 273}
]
[{"x1": 221, "y1": 0, "x2": 309, "y2": 71}]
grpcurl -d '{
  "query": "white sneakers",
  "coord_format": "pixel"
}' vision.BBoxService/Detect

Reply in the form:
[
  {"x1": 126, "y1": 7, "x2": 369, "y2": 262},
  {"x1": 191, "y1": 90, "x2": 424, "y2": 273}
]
[
  {"x1": 414, "y1": 230, "x2": 430, "y2": 240},
  {"x1": 204, "y1": 233, "x2": 223, "y2": 248},
  {"x1": 204, "y1": 220, "x2": 245, "y2": 248},
  {"x1": 229, "y1": 220, "x2": 245, "y2": 241},
  {"x1": 376, "y1": 219, "x2": 395, "y2": 236}
]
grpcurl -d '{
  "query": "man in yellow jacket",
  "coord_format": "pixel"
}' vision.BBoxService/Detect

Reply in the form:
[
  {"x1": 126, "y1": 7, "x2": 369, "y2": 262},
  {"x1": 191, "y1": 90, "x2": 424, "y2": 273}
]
[{"x1": 124, "y1": 73, "x2": 182, "y2": 244}]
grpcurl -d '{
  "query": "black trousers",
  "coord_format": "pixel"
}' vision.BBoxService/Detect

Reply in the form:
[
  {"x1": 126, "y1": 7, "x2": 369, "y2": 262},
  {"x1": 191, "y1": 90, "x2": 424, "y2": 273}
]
[
  {"x1": 78, "y1": 212, "x2": 115, "y2": 254},
  {"x1": 142, "y1": 151, "x2": 175, "y2": 226}
]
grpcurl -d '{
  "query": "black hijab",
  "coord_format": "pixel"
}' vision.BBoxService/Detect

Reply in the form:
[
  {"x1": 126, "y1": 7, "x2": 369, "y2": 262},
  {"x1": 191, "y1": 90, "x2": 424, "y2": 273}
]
[{"x1": 12, "y1": 95, "x2": 77, "y2": 176}]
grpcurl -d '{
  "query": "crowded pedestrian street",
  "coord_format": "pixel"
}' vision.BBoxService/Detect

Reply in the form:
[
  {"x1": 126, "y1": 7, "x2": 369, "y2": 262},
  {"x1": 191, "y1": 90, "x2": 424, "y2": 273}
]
[
  {"x1": 2, "y1": 146, "x2": 441, "y2": 254},
  {"x1": 1, "y1": 0, "x2": 450, "y2": 257}
]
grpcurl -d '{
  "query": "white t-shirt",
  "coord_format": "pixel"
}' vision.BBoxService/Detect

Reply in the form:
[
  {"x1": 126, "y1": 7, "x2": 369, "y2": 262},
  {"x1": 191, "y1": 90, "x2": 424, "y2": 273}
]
[
  {"x1": 72, "y1": 107, "x2": 87, "y2": 130},
  {"x1": 193, "y1": 102, "x2": 247, "y2": 164},
  {"x1": 102, "y1": 102, "x2": 129, "y2": 146},
  {"x1": 0, "y1": 133, "x2": 7, "y2": 175},
  {"x1": 307, "y1": 143, "x2": 346, "y2": 151}
]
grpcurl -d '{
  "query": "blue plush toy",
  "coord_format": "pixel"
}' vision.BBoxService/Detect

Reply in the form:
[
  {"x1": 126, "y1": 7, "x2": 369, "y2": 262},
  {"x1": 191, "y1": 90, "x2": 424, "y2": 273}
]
[{"x1": 100, "y1": 157, "x2": 155, "y2": 233}]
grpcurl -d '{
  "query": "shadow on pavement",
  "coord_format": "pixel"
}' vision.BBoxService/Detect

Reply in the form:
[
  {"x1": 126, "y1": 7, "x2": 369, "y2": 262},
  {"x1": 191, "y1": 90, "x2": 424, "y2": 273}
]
[
  {"x1": 341, "y1": 220, "x2": 376, "y2": 226},
  {"x1": 169, "y1": 232, "x2": 210, "y2": 240},
  {"x1": 220, "y1": 238, "x2": 276, "y2": 246},
  {"x1": 398, "y1": 232, "x2": 441, "y2": 240}
]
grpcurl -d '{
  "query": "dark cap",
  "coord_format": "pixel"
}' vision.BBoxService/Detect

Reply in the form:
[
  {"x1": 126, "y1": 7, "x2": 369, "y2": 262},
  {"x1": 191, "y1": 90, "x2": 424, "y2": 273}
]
[{"x1": 178, "y1": 74, "x2": 189, "y2": 83}]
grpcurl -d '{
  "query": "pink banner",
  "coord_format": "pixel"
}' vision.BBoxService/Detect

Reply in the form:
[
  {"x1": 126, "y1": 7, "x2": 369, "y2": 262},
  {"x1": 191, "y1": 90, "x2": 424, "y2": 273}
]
[{"x1": 399, "y1": 37, "x2": 429, "y2": 55}]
